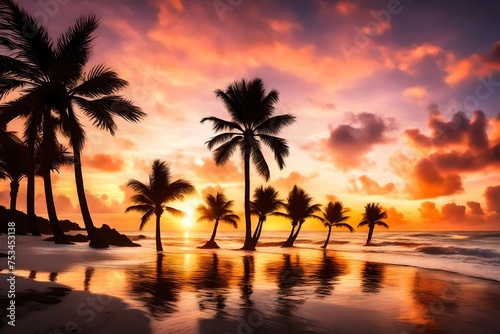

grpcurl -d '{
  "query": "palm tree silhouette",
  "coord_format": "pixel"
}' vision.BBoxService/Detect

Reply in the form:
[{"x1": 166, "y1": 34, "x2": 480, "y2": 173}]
[
  {"x1": 35, "y1": 134, "x2": 73, "y2": 244},
  {"x1": 201, "y1": 78, "x2": 295, "y2": 250},
  {"x1": 197, "y1": 191, "x2": 239, "y2": 249},
  {"x1": 0, "y1": 1, "x2": 145, "y2": 246},
  {"x1": 125, "y1": 160, "x2": 195, "y2": 251},
  {"x1": 276, "y1": 185, "x2": 322, "y2": 247},
  {"x1": 0, "y1": 134, "x2": 27, "y2": 212},
  {"x1": 250, "y1": 185, "x2": 284, "y2": 247},
  {"x1": 319, "y1": 201, "x2": 354, "y2": 249},
  {"x1": 357, "y1": 203, "x2": 389, "y2": 245}
]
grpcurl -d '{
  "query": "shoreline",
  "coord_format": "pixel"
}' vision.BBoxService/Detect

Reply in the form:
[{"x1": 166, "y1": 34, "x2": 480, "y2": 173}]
[{"x1": 1, "y1": 235, "x2": 500, "y2": 333}]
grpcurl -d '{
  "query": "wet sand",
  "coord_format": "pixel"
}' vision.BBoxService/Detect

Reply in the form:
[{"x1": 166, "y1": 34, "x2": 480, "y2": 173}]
[{"x1": 1, "y1": 236, "x2": 500, "y2": 333}]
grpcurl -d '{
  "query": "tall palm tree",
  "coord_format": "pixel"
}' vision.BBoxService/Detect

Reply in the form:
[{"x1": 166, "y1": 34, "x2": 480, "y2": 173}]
[
  {"x1": 0, "y1": 1, "x2": 145, "y2": 246},
  {"x1": 35, "y1": 131, "x2": 73, "y2": 244},
  {"x1": 357, "y1": 203, "x2": 389, "y2": 245},
  {"x1": 196, "y1": 192, "x2": 239, "y2": 249},
  {"x1": 0, "y1": 134, "x2": 27, "y2": 212},
  {"x1": 201, "y1": 78, "x2": 296, "y2": 250},
  {"x1": 319, "y1": 201, "x2": 354, "y2": 249},
  {"x1": 275, "y1": 185, "x2": 322, "y2": 247},
  {"x1": 125, "y1": 160, "x2": 195, "y2": 251},
  {"x1": 250, "y1": 185, "x2": 284, "y2": 247}
]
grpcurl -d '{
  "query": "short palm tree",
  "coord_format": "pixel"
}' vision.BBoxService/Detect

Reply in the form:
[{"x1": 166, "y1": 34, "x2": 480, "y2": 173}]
[
  {"x1": 250, "y1": 185, "x2": 284, "y2": 247},
  {"x1": 201, "y1": 78, "x2": 296, "y2": 250},
  {"x1": 125, "y1": 160, "x2": 195, "y2": 251},
  {"x1": 319, "y1": 201, "x2": 354, "y2": 249},
  {"x1": 196, "y1": 192, "x2": 239, "y2": 249},
  {"x1": 276, "y1": 185, "x2": 322, "y2": 247},
  {"x1": 0, "y1": 1, "x2": 145, "y2": 246},
  {"x1": 357, "y1": 203, "x2": 389, "y2": 245}
]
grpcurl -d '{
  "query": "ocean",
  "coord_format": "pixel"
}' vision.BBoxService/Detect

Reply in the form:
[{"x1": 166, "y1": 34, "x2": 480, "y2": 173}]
[{"x1": 126, "y1": 230, "x2": 500, "y2": 282}]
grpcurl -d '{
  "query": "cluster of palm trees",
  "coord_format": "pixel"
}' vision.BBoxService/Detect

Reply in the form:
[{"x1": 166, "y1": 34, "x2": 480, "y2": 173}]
[
  {"x1": 125, "y1": 160, "x2": 389, "y2": 251},
  {"x1": 0, "y1": 0, "x2": 145, "y2": 247}
]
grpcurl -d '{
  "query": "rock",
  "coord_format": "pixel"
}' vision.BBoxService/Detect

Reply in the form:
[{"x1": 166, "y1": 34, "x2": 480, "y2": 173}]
[
  {"x1": 44, "y1": 234, "x2": 89, "y2": 243},
  {"x1": 197, "y1": 240, "x2": 220, "y2": 249},
  {"x1": 97, "y1": 224, "x2": 141, "y2": 247},
  {"x1": 0, "y1": 206, "x2": 84, "y2": 234}
]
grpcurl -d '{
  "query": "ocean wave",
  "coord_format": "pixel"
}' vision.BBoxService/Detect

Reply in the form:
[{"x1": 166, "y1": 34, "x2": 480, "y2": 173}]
[
  {"x1": 374, "y1": 241, "x2": 429, "y2": 248},
  {"x1": 417, "y1": 246, "x2": 500, "y2": 259}
]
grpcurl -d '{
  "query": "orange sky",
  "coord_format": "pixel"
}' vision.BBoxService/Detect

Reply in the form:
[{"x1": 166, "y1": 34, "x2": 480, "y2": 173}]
[{"x1": 2, "y1": 0, "x2": 499, "y2": 232}]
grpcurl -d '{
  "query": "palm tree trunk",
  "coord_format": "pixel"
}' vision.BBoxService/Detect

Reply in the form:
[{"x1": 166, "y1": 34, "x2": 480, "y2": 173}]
[
  {"x1": 73, "y1": 148, "x2": 108, "y2": 248},
  {"x1": 322, "y1": 226, "x2": 332, "y2": 249},
  {"x1": 43, "y1": 169, "x2": 71, "y2": 244},
  {"x1": 255, "y1": 220, "x2": 264, "y2": 243},
  {"x1": 366, "y1": 226, "x2": 374, "y2": 244},
  {"x1": 9, "y1": 180, "x2": 19, "y2": 212},
  {"x1": 241, "y1": 147, "x2": 254, "y2": 250},
  {"x1": 155, "y1": 213, "x2": 163, "y2": 252},
  {"x1": 42, "y1": 112, "x2": 70, "y2": 244},
  {"x1": 291, "y1": 221, "x2": 304, "y2": 243},
  {"x1": 26, "y1": 132, "x2": 40, "y2": 236},
  {"x1": 252, "y1": 220, "x2": 261, "y2": 240},
  {"x1": 282, "y1": 223, "x2": 296, "y2": 247},
  {"x1": 209, "y1": 220, "x2": 219, "y2": 242}
]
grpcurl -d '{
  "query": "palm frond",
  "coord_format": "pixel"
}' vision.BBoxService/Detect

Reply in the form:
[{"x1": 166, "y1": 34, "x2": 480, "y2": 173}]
[
  {"x1": 71, "y1": 64, "x2": 128, "y2": 97},
  {"x1": 164, "y1": 206, "x2": 185, "y2": 217},
  {"x1": 125, "y1": 204, "x2": 154, "y2": 213},
  {"x1": 54, "y1": 14, "x2": 99, "y2": 87},
  {"x1": 206, "y1": 132, "x2": 241, "y2": 150},
  {"x1": 334, "y1": 223, "x2": 355, "y2": 232},
  {"x1": 201, "y1": 116, "x2": 243, "y2": 132},
  {"x1": 139, "y1": 209, "x2": 155, "y2": 230},
  {"x1": 250, "y1": 143, "x2": 270, "y2": 181},
  {"x1": 257, "y1": 134, "x2": 289, "y2": 169},
  {"x1": 376, "y1": 221, "x2": 389, "y2": 228},
  {"x1": 213, "y1": 136, "x2": 241, "y2": 165},
  {"x1": 357, "y1": 220, "x2": 370, "y2": 228},
  {"x1": 255, "y1": 114, "x2": 296, "y2": 135},
  {"x1": 164, "y1": 179, "x2": 195, "y2": 202},
  {"x1": 127, "y1": 179, "x2": 153, "y2": 198}
]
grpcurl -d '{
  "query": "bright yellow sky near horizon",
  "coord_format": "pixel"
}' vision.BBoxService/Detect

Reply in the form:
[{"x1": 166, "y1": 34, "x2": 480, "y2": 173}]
[{"x1": 1, "y1": 0, "x2": 499, "y2": 233}]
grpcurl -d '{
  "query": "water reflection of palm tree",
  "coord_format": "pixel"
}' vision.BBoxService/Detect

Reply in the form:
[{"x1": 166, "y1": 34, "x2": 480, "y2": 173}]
[
  {"x1": 314, "y1": 251, "x2": 347, "y2": 298},
  {"x1": 49, "y1": 272, "x2": 58, "y2": 282},
  {"x1": 361, "y1": 262, "x2": 385, "y2": 293},
  {"x1": 84, "y1": 267, "x2": 95, "y2": 291},
  {"x1": 266, "y1": 254, "x2": 305, "y2": 317},
  {"x1": 239, "y1": 255, "x2": 254, "y2": 306},
  {"x1": 128, "y1": 253, "x2": 181, "y2": 319},
  {"x1": 191, "y1": 253, "x2": 231, "y2": 316}
]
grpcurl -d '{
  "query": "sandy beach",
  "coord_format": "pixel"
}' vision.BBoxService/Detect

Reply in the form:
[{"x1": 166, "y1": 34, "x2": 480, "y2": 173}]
[{"x1": 1, "y1": 235, "x2": 500, "y2": 334}]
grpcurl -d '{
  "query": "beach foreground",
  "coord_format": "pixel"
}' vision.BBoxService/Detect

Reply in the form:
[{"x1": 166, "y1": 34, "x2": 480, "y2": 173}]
[{"x1": 1, "y1": 235, "x2": 500, "y2": 334}]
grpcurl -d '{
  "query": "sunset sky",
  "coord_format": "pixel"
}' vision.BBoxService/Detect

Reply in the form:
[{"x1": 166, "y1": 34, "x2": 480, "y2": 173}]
[{"x1": 2, "y1": 0, "x2": 500, "y2": 232}]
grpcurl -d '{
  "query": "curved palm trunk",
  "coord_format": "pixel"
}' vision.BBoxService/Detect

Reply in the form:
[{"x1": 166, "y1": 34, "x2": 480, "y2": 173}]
[
  {"x1": 43, "y1": 169, "x2": 71, "y2": 244},
  {"x1": 241, "y1": 148, "x2": 254, "y2": 250},
  {"x1": 209, "y1": 220, "x2": 219, "y2": 242},
  {"x1": 73, "y1": 148, "x2": 107, "y2": 248},
  {"x1": 282, "y1": 223, "x2": 296, "y2": 247},
  {"x1": 321, "y1": 226, "x2": 332, "y2": 249},
  {"x1": 366, "y1": 226, "x2": 374, "y2": 244},
  {"x1": 26, "y1": 133, "x2": 41, "y2": 236},
  {"x1": 251, "y1": 219, "x2": 264, "y2": 247},
  {"x1": 9, "y1": 180, "x2": 19, "y2": 212},
  {"x1": 291, "y1": 221, "x2": 304, "y2": 243},
  {"x1": 68, "y1": 107, "x2": 107, "y2": 248},
  {"x1": 42, "y1": 112, "x2": 70, "y2": 244},
  {"x1": 155, "y1": 213, "x2": 163, "y2": 252}
]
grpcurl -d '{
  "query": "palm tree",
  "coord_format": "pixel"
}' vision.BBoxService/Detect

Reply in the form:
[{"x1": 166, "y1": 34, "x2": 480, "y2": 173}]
[
  {"x1": 201, "y1": 78, "x2": 296, "y2": 250},
  {"x1": 275, "y1": 185, "x2": 322, "y2": 247},
  {"x1": 35, "y1": 132, "x2": 73, "y2": 244},
  {"x1": 125, "y1": 160, "x2": 195, "y2": 251},
  {"x1": 0, "y1": 1, "x2": 145, "y2": 246},
  {"x1": 0, "y1": 134, "x2": 27, "y2": 212},
  {"x1": 250, "y1": 185, "x2": 284, "y2": 247},
  {"x1": 319, "y1": 201, "x2": 354, "y2": 249},
  {"x1": 196, "y1": 192, "x2": 239, "y2": 249},
  {"x1": 357, "y1": 203, "x2": 389, "y2": 245}
]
